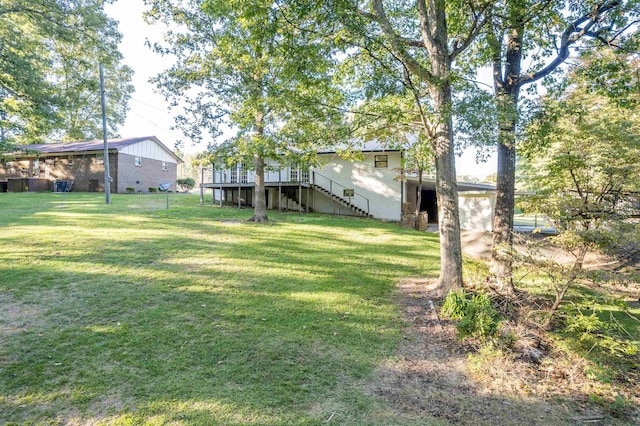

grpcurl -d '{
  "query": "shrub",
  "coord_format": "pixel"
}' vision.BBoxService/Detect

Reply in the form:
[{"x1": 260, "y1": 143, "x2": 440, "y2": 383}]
[
  {"x1": 148, "y1": 187, "x2": 158, "y2": 193},
  {"x1": 177, "y1": 177, "x2": 196, "y2": 192},
  {"x1": 125, "y1": 187, "x2": 135, "y2": 193},
  {"x1": 442, "y1": 289, "x2": 501, "y2": 341}
]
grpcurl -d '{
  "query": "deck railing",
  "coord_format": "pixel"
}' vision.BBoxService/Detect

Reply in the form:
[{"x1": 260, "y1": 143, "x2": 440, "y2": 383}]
[
  {"x1": 311, "y1": 171, "x2": 370, "y2": 216},
  {"x1": 201, "y1": 166, "x2": 370, "y2": 216}
]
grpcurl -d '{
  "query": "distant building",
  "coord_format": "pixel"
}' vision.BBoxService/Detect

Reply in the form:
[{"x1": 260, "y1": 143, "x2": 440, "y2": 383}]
[{"x1": 0, "y1": 136, "x2": 182, "y2": 193}]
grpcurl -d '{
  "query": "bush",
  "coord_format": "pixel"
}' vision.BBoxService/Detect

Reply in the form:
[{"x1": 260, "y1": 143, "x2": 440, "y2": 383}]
[
  {"x1": 177, "y1": 177, "x2": 196, "y2": 192},
  {"x1": 442, "y1": 289, "x2": 501, "y2": 341},
  {"x1": 148, "y1": 187, "x2": 158, "y2": 193},
  {"x1": 125, "y1": 187, "x2": 135, "y2": 193}
]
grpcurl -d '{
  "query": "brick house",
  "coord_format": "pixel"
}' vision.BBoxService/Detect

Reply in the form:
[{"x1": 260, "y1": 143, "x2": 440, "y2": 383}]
[{"x1": 0, "y1": 136, "x2": 182, "y2": 193}]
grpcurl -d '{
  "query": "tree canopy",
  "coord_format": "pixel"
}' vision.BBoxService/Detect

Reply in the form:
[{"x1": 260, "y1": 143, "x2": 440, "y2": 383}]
[
  {"x1": 145, "y1": 0, "x2": 348, "y2": 221},
  {"x1": 465, "y1": 0, "x2": 640, "y2": 293},
  {"x1": 0, "y1": 0, "x2": 133, "y2": 150}
]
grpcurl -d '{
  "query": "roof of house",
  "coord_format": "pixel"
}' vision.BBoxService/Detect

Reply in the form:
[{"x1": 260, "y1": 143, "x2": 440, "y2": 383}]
[
  {"x1": 17, "y1": 136, "x2": 183, "y2": 163},
  {"x1": 405, "y1": 175, "x2": 496, "y2": 192},
  {"x1": 317, "y1": 140, "x2": 403, "y2": 154}
]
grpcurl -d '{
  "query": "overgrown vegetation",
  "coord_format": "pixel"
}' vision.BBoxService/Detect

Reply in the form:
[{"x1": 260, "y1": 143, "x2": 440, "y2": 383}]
[{"x1": 441, "y1": 289, "x2": 501, "y2": 341}]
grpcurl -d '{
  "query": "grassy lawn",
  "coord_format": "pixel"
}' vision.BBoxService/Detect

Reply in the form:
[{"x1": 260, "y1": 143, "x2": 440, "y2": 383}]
[{"x1": 0, "y1": 193, "x2": 441, "y2": 425}]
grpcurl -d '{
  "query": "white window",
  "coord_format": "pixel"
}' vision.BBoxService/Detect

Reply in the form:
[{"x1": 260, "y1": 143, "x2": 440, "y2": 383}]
[
  {"x1": 135, "y1": 156, "x2": 142, "y2": 167},
  {"x1": 162, "y1": 161, "x2": 167, "y2": 171},
  {"x1": 240, "y1": 163, "x2": 248, "y2": 183}
]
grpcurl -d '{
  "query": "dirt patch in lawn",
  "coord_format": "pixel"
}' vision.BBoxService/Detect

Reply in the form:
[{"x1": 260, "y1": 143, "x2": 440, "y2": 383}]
[{"x1": 369, "y1": 280, "x2": 639, "y2": 425}]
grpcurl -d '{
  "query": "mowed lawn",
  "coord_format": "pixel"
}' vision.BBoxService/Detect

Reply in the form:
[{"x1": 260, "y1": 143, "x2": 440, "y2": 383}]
[{"x1": 0, "y1": 193, "x2": 440, "y2": 425}]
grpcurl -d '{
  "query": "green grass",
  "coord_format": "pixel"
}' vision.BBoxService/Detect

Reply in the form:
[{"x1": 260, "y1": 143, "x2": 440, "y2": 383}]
[{"x1": 0, "y1": 193, "x2": 441, "y2": 425}]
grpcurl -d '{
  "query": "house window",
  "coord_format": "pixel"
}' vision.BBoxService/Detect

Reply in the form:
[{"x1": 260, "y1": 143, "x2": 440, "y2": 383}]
[
  {"x1": 240, "y1": 163, "x2": 248, "y2": 183},
  {"x1": 95, "y1": 154, "x2": 104, "y2": 164},
  {"x1": 343, "y1": 189, "x2": 355, "y2": 197},
  {"x1": 290, "y1": 169, "x2": 299, "y2": 182},
  {"x1": 374, "y1": 155, "x2": 388, "y2": 168},
  {"x1": 301, "y1": 170, "x2": 309, "y2": 183},
  {"x1": 134, "y1": 156, "x2": 142, "y2": 167},
  {"x1": 162, "y1": 161, "x2": 167, "y2": 171}
]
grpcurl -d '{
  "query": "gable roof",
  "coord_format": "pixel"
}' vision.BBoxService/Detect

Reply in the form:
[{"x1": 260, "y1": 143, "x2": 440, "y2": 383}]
[{"x1": 17, "y1": 136, "x2": 183, "y2": 163}]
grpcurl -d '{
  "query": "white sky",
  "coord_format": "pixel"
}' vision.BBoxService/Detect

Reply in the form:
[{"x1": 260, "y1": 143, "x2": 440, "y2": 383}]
[{"x1": 105, "y1": 0, "x2": 497, "y2": 178}]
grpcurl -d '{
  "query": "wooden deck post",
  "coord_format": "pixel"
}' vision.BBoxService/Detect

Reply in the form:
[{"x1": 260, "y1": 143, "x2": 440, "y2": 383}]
[
  {"x1": 278, "y1": 168, "x2": 282, "y2": 212},
  {"x1": 199, "y1": 167, "x2": 204, "y2": 205}
]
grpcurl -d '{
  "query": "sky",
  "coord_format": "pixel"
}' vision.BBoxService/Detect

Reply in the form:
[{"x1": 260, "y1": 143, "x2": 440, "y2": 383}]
[{"x1": 104, "y1": 0, "x2": 497, "y2": 179}]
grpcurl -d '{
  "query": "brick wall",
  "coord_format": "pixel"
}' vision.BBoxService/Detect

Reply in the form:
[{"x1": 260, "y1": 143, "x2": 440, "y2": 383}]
[
  {"x1": 2, "y1": 152, "x2": 176, "y2": 193},
  {"x1": 1, "y1": 154, "x2": 116, "y2": 192},
  {"x1": 116, "y1": 153, "x2": 177, "y2": 193}
]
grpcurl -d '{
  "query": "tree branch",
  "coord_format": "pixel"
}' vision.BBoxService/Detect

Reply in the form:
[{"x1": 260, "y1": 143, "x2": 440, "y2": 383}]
[
  {"x1": 519, "y1": 0, "x2": 622, "y2": 87},
  {"x1": 369, "y1": 0, "x2": 435, "y2": 84}
]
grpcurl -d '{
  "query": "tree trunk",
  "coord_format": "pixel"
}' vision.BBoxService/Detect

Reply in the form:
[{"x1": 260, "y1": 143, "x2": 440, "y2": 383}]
[
  {"x1": 489, "y1": 12, "x2": 524, "y2": 295},
  {"x1": 430, "y1": 77, "x2": 463, "y2": 293},
  {"x1": 490, "y1": 100, "x2": 517, "y2": 294},
  {"x1": 247, "y1": 114, "x2": 269, "y2": 223},
  {"x1": 422, "y1": 0, "x2": 463, "y2": 293},
  {"x1": 248, "y1": 153, "x2": 269, "y2": 222},
  {"x1": 372, "y1": 0, "x2": 464, "y2": 292}
]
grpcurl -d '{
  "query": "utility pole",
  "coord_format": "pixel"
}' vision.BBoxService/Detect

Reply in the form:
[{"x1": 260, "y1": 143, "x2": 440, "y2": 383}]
[{"x1": 100, "y1": 63, "x2": 111, "y2": 204}]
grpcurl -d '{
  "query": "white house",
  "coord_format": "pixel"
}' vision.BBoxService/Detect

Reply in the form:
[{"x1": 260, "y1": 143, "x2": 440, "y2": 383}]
[{"x1": 200, "y1": 142, "x2": 496, "y2": 231}]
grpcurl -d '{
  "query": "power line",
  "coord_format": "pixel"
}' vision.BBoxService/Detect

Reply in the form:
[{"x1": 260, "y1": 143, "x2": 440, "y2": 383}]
[{"x1": 130, "y1": 96, "x2": 173, "y2": 114}]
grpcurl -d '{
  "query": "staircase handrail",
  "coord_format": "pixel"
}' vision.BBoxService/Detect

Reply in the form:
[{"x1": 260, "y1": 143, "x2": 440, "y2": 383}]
[{"x1": 311, "y1": 171, "x2": 370, "y2": 215}]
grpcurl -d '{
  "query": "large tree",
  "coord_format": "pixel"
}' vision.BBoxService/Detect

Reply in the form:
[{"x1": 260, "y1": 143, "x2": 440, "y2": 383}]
[
  {"x1": 146, "y1": 0, "x2": 346, "y2": 222},
  {"x1": 324, "y1": 0, "x2": 491, "y2": 292},
  {"x1": 480, "y1": 0, "x2": 638, "y2": 294},
  {"x1": 0, "y1": 0, "x2": 132, "y2": 148}
]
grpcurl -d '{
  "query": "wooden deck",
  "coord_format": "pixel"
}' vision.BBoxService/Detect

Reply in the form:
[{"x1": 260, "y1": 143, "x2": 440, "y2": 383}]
[{"x1": 200, "y1": 181, "x2": 311, "y2": 189}]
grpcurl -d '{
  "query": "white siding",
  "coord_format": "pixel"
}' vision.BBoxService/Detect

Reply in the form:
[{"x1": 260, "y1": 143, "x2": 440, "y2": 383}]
[
  {"x1": 311, "y1": 151, "x2": 403, "y2": 221},
  {"x1": 120, "y1": 139, "x2": 178, "y2": 163},
  {"x1": 459, "y1": 193, "x2": 495, "y2": 231}
]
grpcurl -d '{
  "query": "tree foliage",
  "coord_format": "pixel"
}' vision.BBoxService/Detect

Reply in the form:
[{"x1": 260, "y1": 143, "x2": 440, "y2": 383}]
[
  {"x1": 0, "y1": 0, "x2": 133, "y2": 149},
  {"x1": 145, "y1": 0, "x2": 347, "y2": 222},
  {"x1": 517, "y1": 77, "x2": 640, "y2": 326},
  {"x1": 467, "y1": 0, "x2": 640, "y2": 293}
]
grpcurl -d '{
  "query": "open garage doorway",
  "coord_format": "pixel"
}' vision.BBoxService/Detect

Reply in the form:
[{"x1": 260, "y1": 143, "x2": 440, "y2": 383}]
[{"x1": 420, "y1": 189, "x2": 438, "y2": 224}]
